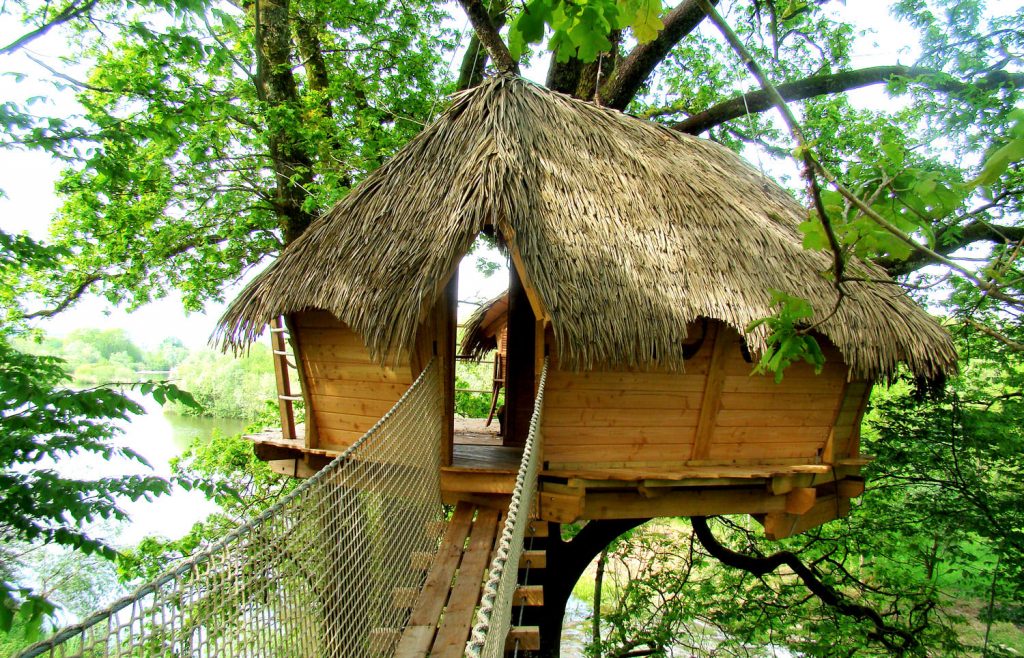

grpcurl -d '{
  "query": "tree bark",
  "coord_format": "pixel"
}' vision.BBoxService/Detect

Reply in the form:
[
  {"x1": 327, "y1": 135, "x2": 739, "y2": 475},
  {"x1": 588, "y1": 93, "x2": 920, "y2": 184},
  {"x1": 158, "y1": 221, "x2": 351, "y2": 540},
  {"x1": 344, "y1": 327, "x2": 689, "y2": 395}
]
[
  {"x1": 673, "y1": 65, "x2": 1024, "y2": 135},
  {"x1": 457, "y1": 0, "x2": 509, "y2": 90},
  {"x1": 599, "y1": 0, "x2": 716, "y2": 110},
  {"x1": 457, "y1": 0, "x2": 519, "y2": 75},
  {"x1": 251, "y1": 0, "x2": 316, "y2": 244}
]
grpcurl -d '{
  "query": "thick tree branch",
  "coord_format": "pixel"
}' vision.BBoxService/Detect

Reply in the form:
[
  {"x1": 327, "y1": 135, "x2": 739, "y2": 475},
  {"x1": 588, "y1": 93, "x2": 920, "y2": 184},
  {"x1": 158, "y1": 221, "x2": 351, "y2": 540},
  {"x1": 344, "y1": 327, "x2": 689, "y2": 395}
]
[
  {"x1": 601, "y1": 0, "x2": 717, "y2": 110},
  {"x1": 963, "y1": 318, "x2": 1024, "y2": 352},
  {"x1": 0, "y1": 0, "x2": 100, "y2": 56},
  {"x1": 24, "y1": 274, "x2": 101, "y2": 319},
  {"x1": 883, "y1": 219, "x2": 1024, "y2": 275},
  {"x1": 457, "y1": 0, "x2": 519, "y2": 76},
  {"x1": 691, "y1": 517, "x2": 921, "y2": 654},
  {"x1": 673, "y1": 65, "x2": 1024, "y2": 135},
  {"x1": 457, "y1": 0, "x2": 509, "y2": 91}
]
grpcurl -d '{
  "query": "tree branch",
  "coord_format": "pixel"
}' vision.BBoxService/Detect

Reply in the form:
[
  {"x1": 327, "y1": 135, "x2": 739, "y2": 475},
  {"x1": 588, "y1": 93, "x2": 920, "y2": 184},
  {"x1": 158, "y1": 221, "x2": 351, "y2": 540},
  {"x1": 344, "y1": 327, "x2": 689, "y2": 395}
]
[
  {"x1": 457, "y1": 0, "x2": 519, "y2": 76},
  {"x1": 457, "y1": 0, "x2": 509, "y2": 91},
  {"x1": 0, "y1": 0, "x2": 100, "y2": 56},
  {"x1": 691, "y1": 517, "x2": 921, "y2": 654},
  {"x1": 883, "y1": 219, "x2": 1024, "y2": 275},
  {"x1": 697, "y1": 0, "x2": 845, "y2": 289},
  {"x1": 673, "y1": 65, "x2": 1024, "y2": 135},
  {"x1": 600, "y1": 0, "x2": 717, "y2": 110},
  {"x1": 963, "y1": 318, "x2": 1024, "y2": 352}
]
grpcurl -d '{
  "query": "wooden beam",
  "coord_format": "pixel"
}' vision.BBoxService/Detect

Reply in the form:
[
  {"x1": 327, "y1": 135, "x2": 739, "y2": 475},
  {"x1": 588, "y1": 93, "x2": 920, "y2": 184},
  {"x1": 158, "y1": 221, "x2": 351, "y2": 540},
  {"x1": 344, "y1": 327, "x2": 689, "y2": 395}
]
[
  {"x1": 762, "y1": 495, "x2": 851, "y2": 540},
  {"x1": 539, "y1": 491, "x2": 585, "y2": 524},
  {"x1": 784, "y1": 487, "x2": 818, "y2": 514},
  {"x1": 836, "y1": 478, "x2": 865, "y2": 498},
  {"x1": 690, "y1": 323, "x2": 733, "y2": 460},
  {"x1": 508, "y1": 244, "x2": 549, "y2": 322},
  {"x1": 582, "y1": 488, "x2": 789, "y2": 519}
]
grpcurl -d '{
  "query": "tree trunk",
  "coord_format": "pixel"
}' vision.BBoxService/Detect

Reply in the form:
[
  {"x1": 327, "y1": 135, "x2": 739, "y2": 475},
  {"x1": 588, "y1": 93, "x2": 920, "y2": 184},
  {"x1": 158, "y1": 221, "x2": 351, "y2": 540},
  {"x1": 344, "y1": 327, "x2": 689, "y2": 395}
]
[{"x1": 250, "y1": 0, "x2": 316, "y2": 244}]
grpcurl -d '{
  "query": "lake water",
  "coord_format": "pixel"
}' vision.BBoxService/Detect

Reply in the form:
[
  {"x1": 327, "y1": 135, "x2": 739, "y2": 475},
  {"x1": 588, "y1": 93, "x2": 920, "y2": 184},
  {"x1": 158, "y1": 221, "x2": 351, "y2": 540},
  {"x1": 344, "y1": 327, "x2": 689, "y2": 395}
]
[{"x1": 70, "y1": 394, "x2": 247, "y2": 546}]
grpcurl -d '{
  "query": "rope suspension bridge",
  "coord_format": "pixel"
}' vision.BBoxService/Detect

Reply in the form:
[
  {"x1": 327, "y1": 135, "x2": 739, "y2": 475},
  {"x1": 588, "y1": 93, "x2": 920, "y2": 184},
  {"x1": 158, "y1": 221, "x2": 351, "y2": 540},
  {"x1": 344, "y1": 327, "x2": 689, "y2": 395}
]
[{"x1": 19, "y1": 358, "x2": 549, "y2": 658}]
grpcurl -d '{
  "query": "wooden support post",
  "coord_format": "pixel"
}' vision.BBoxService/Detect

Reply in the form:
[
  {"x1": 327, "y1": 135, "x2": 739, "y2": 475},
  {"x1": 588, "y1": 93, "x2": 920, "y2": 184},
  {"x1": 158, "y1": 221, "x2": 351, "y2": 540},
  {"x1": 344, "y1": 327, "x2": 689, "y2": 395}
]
[
  {"x1": 690, "y1": 323, "x2": 732, "y2": 460},
  {"x1": 505, "y1": 263, "x2": 536, "y2": 447}
]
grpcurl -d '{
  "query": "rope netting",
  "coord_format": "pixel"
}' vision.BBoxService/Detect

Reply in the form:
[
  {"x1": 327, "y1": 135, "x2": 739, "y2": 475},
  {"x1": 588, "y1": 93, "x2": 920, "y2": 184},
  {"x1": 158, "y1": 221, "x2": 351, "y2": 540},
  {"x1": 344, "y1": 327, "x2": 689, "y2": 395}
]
[
  {"x1": 465, "y1": 357, "x2": 549, "y2": 658},
  {"x1": 19, "y1": 359, "x2": 445, "y2": 658}
]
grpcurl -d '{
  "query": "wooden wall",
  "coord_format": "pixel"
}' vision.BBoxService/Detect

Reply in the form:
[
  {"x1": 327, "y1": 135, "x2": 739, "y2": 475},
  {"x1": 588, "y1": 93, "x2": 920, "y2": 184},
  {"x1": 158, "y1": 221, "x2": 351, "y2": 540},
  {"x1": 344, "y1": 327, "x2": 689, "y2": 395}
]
[
  {"x1": 541, "y1": 320, "x2": 870, "y2": 469},
  {"x1": 292, "y1": 310, "x2": 413, "y2": 452}
]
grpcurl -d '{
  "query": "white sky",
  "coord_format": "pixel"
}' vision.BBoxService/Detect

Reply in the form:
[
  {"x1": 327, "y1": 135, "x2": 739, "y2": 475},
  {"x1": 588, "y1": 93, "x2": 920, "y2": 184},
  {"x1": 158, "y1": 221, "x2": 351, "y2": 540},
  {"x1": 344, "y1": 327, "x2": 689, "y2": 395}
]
[{"x1": 0, "y1": 0, "x2": 936, "y2": 349}]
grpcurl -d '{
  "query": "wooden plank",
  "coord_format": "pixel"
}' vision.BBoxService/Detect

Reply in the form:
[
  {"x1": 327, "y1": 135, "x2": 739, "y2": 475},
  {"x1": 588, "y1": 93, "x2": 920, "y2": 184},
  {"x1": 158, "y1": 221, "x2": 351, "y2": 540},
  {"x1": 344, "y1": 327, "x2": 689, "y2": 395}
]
[
  {"x1": 309, "y1": 394, "x2": 397, "y2": 418},
  {"x1": 509, "y1": 244, "x2": 550, "y2": 322},
  {"x1": 506, "y1": 627, "x2": 540, "y2": 652},
  {"x1": 314, "y1": 410, "x2": 383, "y2": 433},
  {"x1": 705, "y1": 442, "x2": 825, "y2": 461},
  {"x1": 718, "y1": 392, "x2": 842, "y2": 411},
  {"x1": 691, "y1": 324, "x2": 733, "y2": 460},
  {"x1": 368, "y1": 628, "x2": 402, "y2": 655},
  {"x1": 708, "y1": 426, "x2": 830, "y2": 443},
  {"x1": 431, "y1": 508, "x2": 500, "y2": 658},
  {"x1": 301, "y1": 339, "x2": 375, "y2": 364},
  {"x1": 394, "y1": 503, "x2": 476, "y2": 658},
  {"x1": 308, "y1": 379, "x2": 411, "y2": 402},
  {"x1": 543, "y1": 426, "x2": 697, "y2": 445},
  {"x1": 721, "y1": 376, "x2": 849, "y2": 395},
  {"x1": 583, "y1": 489, "x2": 788, "y2": 520},
  {"x1": 715, "y1": 408, "x2": 837, "y2": 428},
  {"x1": 440, "y1": 470, "x2": 518, "y2": 495},
  {"x1": 552, "y1": 370, "x2": 708, "y2": 393},
  {"x1": 543, "y1": 407, "x2": 700, "y2": 428},
  {"x1": 513, "y1": 585, "x2": 544, "y2": 606},
  {"x1": 544, "y1": 443, "x2": 696, "y2": 464},
  {"x1": 304, "y1": 360, "x2": 412, "y2": 384},
  {"x1": 546, "y1": 390, "x2": 703, "y2": 410},
  {"x1": 410, "y1": 551, "x2": 434, "y2": 572},
  {"x1": 525, "y1": 520, "x2": 549, "y2": 538},
  {"x1": 266, "y1": 459, "x2": 319, "y2": 478}
]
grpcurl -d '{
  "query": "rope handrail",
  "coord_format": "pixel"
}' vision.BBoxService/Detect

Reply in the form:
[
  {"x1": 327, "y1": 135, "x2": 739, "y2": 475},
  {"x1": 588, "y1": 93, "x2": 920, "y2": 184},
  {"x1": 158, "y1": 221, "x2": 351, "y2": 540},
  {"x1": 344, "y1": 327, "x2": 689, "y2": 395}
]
[
  {"x1": 19, "y1": 358, "x2": 444, "y2": 658},
  {"x1": 465, "y1": 356, "x2": 549, "y2": 658}
]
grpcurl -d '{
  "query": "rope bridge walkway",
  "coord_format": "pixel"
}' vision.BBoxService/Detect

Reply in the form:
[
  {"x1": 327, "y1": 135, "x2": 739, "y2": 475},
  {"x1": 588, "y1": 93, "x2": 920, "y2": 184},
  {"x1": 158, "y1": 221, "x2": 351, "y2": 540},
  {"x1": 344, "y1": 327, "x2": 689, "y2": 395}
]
[{"x1": 19, "y1": 358, "x2": 549, "y2": 658}]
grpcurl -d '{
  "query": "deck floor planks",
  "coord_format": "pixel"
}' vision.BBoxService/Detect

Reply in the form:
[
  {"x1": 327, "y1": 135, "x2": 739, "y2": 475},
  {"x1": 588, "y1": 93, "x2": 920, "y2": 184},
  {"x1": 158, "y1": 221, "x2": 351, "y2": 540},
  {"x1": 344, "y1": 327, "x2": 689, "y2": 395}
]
[
  {"x1": 430, "y1": 508, "x2": 501, "y2": 658},
  {"x1": 394, "y1": 503, "x2": 475, "y2": 658}
]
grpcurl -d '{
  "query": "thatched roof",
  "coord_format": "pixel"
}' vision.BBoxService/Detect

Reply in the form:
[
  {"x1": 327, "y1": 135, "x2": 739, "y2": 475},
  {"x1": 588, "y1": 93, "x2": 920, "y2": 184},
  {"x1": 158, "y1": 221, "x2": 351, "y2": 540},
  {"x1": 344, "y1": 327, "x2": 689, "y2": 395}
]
[
  {"x1": 459, "y1": 293, "x2": 509, "y2": 360},
  {"x1": 217, "y1": 75, "x2": 956, "y2": 380}
]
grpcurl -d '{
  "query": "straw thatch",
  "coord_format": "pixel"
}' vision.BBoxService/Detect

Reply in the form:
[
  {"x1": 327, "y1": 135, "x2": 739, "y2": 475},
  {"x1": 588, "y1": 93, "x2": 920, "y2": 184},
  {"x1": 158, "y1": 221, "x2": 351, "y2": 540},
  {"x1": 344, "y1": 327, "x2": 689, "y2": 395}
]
[
  {"x1": 460, "y1": 293, "x2": 510, "y2": 361},
  {"x1": 217, "y1": 75, "x2": 956, "y2": 380}
]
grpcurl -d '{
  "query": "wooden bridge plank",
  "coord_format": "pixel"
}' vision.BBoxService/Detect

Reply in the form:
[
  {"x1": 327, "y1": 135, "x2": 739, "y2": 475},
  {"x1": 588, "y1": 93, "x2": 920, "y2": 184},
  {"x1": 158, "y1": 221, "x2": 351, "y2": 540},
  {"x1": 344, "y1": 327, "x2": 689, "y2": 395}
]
[
  {"x1": 431, "y1": 508, "x2": 501, "y2": 658},
  {"x1": 394, "y1": 503, "x2": 474, "y2": 658}
]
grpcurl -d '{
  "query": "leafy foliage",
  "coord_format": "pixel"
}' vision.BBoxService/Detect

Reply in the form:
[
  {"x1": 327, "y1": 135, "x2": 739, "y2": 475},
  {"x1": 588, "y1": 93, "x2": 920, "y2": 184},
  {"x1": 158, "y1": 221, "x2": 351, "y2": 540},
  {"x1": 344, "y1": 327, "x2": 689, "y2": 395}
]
[
  {"x1": 509, "y1": 0, "x2": 665, "y2": 62},
  {"x1": 746, "y1": 289, "x2": 824, "y2": 382},
  {"x1": 0, "y1": 331, "x2": 197, "y2": 635}
]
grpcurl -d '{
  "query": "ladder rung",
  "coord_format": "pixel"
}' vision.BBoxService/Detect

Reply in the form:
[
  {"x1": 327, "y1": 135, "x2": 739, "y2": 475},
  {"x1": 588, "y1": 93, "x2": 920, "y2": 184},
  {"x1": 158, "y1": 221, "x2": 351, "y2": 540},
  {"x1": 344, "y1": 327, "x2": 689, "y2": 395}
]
[
  {"x1": 513, "y1": 585, "x2": 543, "y2": 606},
  {"x1": 519, "y1": 550, "x2": 546, "y2": 569},
  {"x1": 272, "y1": 349, "x2": 291, "y2": 356},
  {"x1": 409, "y1": 550, "x2": 434, "y2": 572},
  {"x1": 506, "y1": 627, "x2": 540, "y2": 651},
  {"x1": 269, "y1": 327, "x2": 288, "y2": 333},
  {"x1": 279, "y1": 395, "x2": 303, "y2": 401}
]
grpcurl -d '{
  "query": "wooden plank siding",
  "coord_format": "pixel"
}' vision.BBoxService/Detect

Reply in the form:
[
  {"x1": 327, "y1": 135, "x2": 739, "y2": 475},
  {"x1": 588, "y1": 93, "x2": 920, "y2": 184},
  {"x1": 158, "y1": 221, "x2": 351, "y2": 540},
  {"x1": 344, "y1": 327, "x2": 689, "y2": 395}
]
[
  {"x1": 293, "y1": 310, "x2": 413, "y2": 453},
  {"x1": 542, "y1": 320, "x2": 872, "y2": 470}
]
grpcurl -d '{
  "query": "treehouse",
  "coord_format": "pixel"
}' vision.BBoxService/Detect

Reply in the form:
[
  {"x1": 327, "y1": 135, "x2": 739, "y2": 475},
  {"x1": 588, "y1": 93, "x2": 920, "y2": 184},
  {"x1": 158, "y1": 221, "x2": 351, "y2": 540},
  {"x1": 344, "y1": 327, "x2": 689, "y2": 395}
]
[{"x1": 217, "y1": 75, "x2": 956, "y2": 540}]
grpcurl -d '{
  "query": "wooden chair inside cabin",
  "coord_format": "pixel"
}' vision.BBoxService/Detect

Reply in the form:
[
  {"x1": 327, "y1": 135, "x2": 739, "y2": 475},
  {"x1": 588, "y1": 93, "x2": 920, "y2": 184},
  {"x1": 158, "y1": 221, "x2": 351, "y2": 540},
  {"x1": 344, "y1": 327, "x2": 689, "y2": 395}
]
[{"x1": 485, "y1": 326, "x2": 507, "y2": 427}]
